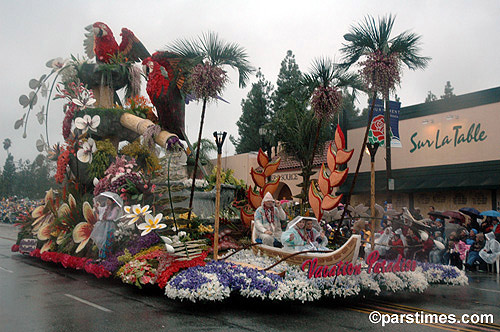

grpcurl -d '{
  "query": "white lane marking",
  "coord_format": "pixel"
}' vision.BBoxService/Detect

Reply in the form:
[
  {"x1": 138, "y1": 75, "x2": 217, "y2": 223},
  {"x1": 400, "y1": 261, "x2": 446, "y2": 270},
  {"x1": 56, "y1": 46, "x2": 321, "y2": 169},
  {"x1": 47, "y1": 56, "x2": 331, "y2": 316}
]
[
  {"x1": 0, "y1": 266, "x2": 14, "y2": 273},
  {"x1": 469, "y1": 287, "x2": 500, "y2": 294},
  {"x1": 64, "y1": 294, "x2": 113, "y2": 312}
]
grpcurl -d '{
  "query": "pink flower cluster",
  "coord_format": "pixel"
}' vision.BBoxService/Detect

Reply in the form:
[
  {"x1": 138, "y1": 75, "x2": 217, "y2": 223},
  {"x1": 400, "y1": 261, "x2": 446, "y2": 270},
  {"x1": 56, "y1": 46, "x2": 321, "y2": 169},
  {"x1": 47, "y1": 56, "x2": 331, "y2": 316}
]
[
  {"x1": 93, "y1": 156, "x2": 142, "y2": 196},
  {"x1": 190, "y1": 63, "x2": 227, "y2": 99},
  {"x1": 311, "y1": 86, "x2": 343, "y2": 120},
  {"x1": 360, "y1": 50, "x2": 401, "y2": 95}
]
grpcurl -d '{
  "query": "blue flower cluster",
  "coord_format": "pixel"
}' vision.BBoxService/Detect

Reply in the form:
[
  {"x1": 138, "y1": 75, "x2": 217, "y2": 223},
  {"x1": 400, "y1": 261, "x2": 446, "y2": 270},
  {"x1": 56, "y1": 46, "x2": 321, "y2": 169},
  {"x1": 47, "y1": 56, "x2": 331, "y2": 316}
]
[
  {"x1": 168, "y1": 261, "x2": 282, "y2": 295},
  {"x1": 418, "y1": 262, "x2": 460, "y2": 278}
]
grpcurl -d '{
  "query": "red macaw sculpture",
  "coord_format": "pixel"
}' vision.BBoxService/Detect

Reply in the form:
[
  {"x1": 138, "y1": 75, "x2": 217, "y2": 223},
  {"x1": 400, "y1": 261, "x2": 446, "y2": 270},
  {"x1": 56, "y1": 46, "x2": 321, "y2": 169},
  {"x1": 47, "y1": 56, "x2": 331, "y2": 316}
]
[
  {"x1": 143, "y1": 52, "x2": 192, "y2": 140},
  {"x1": 84, "y1": 22, "x2": 150, "y2": 63}
]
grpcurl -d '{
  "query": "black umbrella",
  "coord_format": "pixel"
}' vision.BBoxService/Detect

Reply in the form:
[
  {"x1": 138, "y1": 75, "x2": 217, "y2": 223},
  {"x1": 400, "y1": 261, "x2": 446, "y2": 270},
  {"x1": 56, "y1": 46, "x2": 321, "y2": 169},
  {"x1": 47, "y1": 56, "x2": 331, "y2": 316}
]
[
  {"x1": 459, "y1": 207, "x2": 484, "y2": 219},
  {"x1": 428, "y1": 211, "x2": 450, "y2": 219}
]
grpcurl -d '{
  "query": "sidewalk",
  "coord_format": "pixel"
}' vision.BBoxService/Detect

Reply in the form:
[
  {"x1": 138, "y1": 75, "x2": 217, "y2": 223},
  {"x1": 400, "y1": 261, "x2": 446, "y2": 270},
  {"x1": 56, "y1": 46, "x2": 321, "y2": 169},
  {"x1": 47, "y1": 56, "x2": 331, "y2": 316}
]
[{"x1": 0, "y1": 223, "x2": 19, "y2": 241}]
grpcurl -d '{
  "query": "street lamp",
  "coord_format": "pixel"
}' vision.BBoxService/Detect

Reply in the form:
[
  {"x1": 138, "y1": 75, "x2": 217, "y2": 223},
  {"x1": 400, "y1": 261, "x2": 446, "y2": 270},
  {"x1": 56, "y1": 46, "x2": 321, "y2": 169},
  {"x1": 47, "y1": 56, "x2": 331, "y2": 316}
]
[
  {"x1": 366, "y1": 142, "x2": 379, "y2": 249},
  {"x1": 213, "y1": 131, "x2": 227, "y2": 260},
  {"x1": 258, "y1": 127, "x2": 272, "y2": 160}
]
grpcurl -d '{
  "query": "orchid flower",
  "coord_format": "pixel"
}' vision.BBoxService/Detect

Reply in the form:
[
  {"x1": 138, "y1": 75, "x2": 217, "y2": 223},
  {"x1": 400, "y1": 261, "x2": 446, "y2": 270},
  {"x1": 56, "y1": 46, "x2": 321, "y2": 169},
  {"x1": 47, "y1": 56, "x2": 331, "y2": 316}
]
[
  {"x1": 72, "y1": 87, "x2": 96, "y2": 110},
  {"x1": 75, "y1": 115, "x2": 100, "y2": 133},
  {"x1": 137, "y1": 213, "x2": 166, "y2": 236},
  {"x1": 73, "y1": 201, "x2": 98, "y2": 253},
  {"x1": 77, "y1": 138, "x2": 97, "y2": 163},
  {"x1": 46, "y1": 57, "x2": 68, "y2": 71},
  {"x1": 123, "y1": 205, "x2": 152, "y2": 225},
  {"x1": 160, "y1": 236, "x2": 175, "y2": 253}
]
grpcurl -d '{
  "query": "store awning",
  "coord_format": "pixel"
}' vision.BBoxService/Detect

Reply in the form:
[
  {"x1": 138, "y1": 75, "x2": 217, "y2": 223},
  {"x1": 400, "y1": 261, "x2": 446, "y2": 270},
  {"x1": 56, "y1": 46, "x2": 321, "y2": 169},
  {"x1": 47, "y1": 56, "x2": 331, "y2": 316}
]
[{"x1": 338, "y1": 160, "x2": 500, "y2": 194}]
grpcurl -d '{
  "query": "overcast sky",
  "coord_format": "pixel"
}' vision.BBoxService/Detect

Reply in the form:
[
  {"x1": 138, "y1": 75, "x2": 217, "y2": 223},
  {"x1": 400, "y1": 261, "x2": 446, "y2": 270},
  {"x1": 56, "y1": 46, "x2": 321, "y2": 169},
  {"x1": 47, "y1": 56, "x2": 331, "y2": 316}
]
[{"x1": 1, "y1": 0, "x2": 500, "y2": 166}]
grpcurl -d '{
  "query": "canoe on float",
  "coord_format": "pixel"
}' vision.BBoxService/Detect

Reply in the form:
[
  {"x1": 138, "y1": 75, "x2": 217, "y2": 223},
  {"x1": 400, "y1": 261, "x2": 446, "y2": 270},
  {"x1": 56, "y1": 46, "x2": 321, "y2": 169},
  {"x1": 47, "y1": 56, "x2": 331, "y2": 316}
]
[{"x1": 251, "y1": 217, "x2": 362, "y2": 266}]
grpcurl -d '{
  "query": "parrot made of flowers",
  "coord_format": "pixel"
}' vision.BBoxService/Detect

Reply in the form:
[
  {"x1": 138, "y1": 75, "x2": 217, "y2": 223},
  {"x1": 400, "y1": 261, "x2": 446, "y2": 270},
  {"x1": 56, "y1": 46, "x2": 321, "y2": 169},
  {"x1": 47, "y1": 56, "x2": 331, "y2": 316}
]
[
  {"x1": 143, "y1": 52, "x2": 194, "y2": 140},
  {"x1": 84, "y1": 22, "x2": 150, "y2": 63}
]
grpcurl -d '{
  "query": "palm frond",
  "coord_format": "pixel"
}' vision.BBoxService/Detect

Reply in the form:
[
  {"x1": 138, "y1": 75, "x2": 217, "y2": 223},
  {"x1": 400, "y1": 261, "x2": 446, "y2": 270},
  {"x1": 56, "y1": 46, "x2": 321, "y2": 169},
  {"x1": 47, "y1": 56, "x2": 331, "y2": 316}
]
[
  {"x1": 199, "y1": 31, "x2": 255, "y2": 88},
  {"x1": 341, "y1": 14, "x2": 429, "y2": 72},
  {"x1": 389, "y1": 31, "x2": 431, "y2": 70}
]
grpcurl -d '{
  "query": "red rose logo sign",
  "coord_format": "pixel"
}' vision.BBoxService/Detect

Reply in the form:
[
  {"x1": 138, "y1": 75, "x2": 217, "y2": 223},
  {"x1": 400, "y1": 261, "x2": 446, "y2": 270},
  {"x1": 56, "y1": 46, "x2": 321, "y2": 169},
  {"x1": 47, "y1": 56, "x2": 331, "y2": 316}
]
[{"x1": 368, "y1": 114, "x2": 385, "y2": 145}]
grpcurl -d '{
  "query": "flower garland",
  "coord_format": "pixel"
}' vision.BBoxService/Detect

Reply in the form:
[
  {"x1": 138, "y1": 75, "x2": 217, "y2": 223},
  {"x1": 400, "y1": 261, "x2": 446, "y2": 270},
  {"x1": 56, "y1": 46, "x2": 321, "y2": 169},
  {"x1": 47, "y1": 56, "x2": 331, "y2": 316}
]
[
  {"x1": 55, "y1": 148, "x2": 71, "y2": 183},
  {"x1": 156, "y1": 251, "x2": 208, "y2": 289},
  {"x1": 28, "y1": 249, "x2": 111, "y2": 278},
  {"x1": 164, "y1": 250, "x2": 468, "y2": 303}
]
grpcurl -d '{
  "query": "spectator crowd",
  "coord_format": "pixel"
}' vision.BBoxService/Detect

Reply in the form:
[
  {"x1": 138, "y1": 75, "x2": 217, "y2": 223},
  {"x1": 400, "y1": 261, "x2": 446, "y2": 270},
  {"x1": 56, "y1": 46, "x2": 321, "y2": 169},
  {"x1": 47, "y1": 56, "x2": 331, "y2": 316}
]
[{"x1": 0, "y1": 197, "x2": 41, "y2": 223}]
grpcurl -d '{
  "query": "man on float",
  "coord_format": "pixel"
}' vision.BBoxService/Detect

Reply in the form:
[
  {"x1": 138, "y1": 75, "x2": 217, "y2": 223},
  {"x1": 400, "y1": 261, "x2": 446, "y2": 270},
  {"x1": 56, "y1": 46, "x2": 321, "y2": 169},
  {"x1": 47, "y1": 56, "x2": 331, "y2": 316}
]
[{"x1": 254, "y1": 192, "x2": 286, "y2": 247}]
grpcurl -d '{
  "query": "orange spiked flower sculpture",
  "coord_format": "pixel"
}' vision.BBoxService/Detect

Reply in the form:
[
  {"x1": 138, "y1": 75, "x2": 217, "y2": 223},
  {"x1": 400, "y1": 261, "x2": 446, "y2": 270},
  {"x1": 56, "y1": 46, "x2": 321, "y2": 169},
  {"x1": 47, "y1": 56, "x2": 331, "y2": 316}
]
[
  {"x1": 240, "y1": 149, "x2": 281, "y2": 227},
  {"x1": 308, "y1": 125, "x2": 353, "y2": 221}
]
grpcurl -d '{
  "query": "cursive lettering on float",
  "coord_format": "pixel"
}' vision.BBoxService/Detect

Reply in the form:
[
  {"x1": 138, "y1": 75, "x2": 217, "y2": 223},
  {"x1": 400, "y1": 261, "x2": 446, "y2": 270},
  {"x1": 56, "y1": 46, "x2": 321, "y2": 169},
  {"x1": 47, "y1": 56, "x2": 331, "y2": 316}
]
[{"x1": 300, "y1": 250, "x2": 417, "y2": 279}]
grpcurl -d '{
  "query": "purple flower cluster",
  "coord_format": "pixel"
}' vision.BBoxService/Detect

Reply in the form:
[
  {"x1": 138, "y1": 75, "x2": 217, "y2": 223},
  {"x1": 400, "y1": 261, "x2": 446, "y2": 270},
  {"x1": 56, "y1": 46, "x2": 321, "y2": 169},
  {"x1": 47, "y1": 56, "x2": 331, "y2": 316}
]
[
  {"x1": 311, "y1": 86, "x2": 342, "y2": 120},
  {"x1": 93, "y1": 155, "x2": 142, "y2": 196},
  {"x1": 168, "y1": 261, "x2": 282, "y2": 295},
  {"x1": 360, "y1": 50, "x2": 400, "y2": 95},
  {"x1": 418, "y1": 262, "x2": 460, "y2": 279},
  {"x1": 98, "y1": 232, "x2": 161, "y2": 273},
  {"x1": 190, "y1": 63, "x2": 227, "y2": 100}
]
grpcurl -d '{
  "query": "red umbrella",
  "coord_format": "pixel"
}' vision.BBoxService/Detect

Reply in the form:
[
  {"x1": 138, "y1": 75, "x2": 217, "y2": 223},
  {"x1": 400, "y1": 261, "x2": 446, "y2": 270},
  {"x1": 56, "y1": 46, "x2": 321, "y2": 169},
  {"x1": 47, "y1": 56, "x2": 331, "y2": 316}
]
[{"x1": 443, "y1": 210, "x2": 465, "y2": 224}]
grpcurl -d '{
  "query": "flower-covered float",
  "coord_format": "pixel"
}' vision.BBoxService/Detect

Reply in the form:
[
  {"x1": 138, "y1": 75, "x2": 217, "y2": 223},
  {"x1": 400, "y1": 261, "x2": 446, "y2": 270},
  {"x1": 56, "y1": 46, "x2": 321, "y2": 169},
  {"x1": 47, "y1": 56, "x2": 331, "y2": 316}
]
[{"x1": 12, "y1": 22, "x2": 467, "y2": 303}]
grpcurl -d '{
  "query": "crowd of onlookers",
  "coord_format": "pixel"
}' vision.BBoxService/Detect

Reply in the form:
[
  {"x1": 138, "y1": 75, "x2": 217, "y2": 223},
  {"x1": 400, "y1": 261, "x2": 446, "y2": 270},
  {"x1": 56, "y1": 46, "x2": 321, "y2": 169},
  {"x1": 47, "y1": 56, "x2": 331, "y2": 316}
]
[
  {"x1": 348, "y1": 206, "x2": 500, "y2": 272},
  {"x1": 0, "y1": 197, "x2": 41, "y2": 223}
]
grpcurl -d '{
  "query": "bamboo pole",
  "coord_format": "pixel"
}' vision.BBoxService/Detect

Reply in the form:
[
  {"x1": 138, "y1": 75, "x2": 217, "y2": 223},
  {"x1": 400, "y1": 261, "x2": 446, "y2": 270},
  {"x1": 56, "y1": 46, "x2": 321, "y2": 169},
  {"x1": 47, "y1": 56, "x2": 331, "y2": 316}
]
[
  {"x1": 367, "y1": 142, "x2": 379, "y2": 249},
  {"x1": 370, "y1": 158, "x2": 376, "y2": 249},
  {"x1": 120, "y1": 112, "x2": 178, "y2": 148},
  {"x1": 214, "y1": 153, "x2": 222, "y2": 260},
  {"x1": 212, "y1": 131, "x2": 227, "y2": 260}
]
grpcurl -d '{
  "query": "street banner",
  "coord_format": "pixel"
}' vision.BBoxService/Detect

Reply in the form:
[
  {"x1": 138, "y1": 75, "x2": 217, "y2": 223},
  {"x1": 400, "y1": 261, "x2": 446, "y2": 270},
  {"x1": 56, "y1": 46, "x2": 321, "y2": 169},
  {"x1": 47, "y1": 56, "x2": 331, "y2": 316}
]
[{"x1": 368, "y1": 99, "x2": 402, "y2": 147}]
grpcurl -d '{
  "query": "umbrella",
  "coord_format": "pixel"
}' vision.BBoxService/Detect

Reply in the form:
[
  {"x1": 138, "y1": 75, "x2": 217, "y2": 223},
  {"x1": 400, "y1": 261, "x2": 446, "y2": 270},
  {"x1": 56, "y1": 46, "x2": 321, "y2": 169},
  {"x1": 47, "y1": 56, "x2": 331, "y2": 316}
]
[
  {"x1": 94, "y1": 191, "x2": 124, "y2": 208},
  {"x1": 459, "y1": 207, "x2": 484, "y2": 219},
  {"x1": 443, "y1": 210, "x2": 465, "y2": 223},
  {"x1": 480, "y1": 210, "x2": 500, "y2": 218},
  {"x1": 428, "y1": 211, "x2": 450, "y2": 219}
]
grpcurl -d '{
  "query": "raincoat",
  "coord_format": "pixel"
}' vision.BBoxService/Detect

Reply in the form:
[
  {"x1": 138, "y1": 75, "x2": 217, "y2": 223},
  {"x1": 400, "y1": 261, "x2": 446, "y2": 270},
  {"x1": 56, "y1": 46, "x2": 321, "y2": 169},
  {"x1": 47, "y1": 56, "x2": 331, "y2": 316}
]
[{"x1": 479, "y1": 232, "x2": 500, "y2": 264}]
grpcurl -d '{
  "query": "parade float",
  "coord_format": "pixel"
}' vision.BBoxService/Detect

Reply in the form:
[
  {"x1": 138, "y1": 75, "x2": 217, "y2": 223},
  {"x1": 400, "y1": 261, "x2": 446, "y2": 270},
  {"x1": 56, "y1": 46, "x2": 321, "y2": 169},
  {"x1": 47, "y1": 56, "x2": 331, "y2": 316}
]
[{"x1": 11, "y1": 22, "x2": 467, "y2": 303}]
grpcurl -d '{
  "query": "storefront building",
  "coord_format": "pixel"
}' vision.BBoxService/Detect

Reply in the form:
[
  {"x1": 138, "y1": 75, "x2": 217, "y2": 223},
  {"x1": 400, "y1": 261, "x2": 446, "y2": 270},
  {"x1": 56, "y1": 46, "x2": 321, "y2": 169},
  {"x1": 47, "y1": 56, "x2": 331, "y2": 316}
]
[
  {"x1": 341, "y1": 86, "x2": 500, "y2": 211},
  {"x1": 217, "y1": 87, "x2": 500, "y2": 212}
]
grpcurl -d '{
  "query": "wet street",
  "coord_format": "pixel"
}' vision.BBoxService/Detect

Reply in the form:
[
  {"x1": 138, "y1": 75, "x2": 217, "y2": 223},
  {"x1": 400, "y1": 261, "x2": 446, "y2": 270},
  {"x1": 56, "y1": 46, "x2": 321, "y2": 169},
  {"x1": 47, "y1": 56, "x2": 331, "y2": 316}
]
[{"x1": 1, "y1": 223, "x2": 500, "y2": 332}]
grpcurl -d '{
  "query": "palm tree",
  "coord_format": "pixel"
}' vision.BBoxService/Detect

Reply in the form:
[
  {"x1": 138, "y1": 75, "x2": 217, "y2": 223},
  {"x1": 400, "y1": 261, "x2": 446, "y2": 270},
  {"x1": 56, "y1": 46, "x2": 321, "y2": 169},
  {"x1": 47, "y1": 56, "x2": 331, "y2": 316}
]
[
  {"x1": 3, "y1": 138, "x2": 11, "y2": 154},
  {"x1": 186, "y1": 138, "x2": 217, "y2": 178},
  {"x1": 167, "y1": 32, "x2": 254, "y2": 219},
  {"x1": 341, "y1": 14, "x2": 430, "y2": 204},
  {"x1": 301, "y1": 57, "x2": 363, "y2": 206}
]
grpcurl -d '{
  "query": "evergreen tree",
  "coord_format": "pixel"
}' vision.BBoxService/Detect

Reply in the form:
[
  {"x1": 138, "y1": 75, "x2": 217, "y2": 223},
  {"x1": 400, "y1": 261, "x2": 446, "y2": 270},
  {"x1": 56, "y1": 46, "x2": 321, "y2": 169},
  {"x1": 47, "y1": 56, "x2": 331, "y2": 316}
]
[
  {"x1": 271, "y1": 50, "x2": 307, "y2": 114},
  {"x1": 2, "y1": 154, "x2": 16, "y2": 196},
  {"x1": 231, "y1": 69, "x2": 274, "y2": 154},
  {"x1": 441, "y1": 81, "x2": 455, "y2": 99},
  {"x1": 425, "y1": 90, "x2": 437, "y2": 103}
]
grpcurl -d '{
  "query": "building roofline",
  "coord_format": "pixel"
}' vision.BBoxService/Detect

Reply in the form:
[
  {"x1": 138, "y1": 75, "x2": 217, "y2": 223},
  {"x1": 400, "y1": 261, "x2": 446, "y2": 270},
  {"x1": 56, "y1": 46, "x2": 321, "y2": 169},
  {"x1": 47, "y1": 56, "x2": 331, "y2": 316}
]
[{"x1": 347, "y1": 86, "x2": 500, "y2": 130}]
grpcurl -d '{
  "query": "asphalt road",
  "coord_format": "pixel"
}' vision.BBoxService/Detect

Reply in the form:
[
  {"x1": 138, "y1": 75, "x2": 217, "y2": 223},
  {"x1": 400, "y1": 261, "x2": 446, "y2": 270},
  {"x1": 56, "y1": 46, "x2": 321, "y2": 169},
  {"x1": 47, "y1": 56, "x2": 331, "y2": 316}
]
[{"x1": 1, "y1": 223, "x2": 499, "y2": 332}]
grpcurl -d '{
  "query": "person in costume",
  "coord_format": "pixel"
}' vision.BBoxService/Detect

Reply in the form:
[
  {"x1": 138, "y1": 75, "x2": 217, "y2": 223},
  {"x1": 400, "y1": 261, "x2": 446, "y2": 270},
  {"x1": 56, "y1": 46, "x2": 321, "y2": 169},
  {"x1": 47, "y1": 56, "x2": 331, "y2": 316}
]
[
  {"x1": 90, "y1": 192, "x2": 123, "y2": 259},
  {"x1": 281, "y1": 217, "x2": 308, "y2": 251},
  {"x1": 254, "y1": 192, "x2": 286, "y2": 247},
  {"x1": 304, "y1": 219, "x2": 328, "y2": 250}
]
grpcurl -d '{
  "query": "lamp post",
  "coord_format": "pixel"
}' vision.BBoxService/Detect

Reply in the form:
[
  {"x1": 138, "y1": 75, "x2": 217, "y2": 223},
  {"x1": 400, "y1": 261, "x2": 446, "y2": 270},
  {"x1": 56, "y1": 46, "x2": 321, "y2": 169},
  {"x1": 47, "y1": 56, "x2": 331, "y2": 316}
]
[
  {"x1": 366, "y1": 142, "x2": 379, "y2": 249},
  {"x1": 258, "y1": 127, "x2": 272, "y2": 160},
  {"x1": 213, "y1": 131, "x2": 227, "y2": 260}
]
